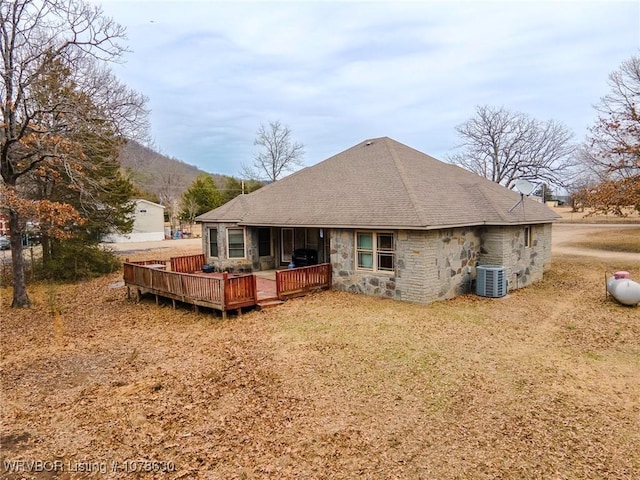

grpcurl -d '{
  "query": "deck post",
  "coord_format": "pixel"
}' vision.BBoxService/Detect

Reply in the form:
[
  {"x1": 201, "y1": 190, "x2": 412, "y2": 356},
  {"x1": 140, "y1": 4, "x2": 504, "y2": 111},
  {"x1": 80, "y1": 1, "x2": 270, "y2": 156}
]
[
  {"x1": 252, "y1": 274, "x2": 258, "y2": 303},
  {"x1": 222, "y1": 272, "x2": 228, "y2": 319},
  {"x1": 222, "y1": 272, "x2": 229, "y2": 309}
]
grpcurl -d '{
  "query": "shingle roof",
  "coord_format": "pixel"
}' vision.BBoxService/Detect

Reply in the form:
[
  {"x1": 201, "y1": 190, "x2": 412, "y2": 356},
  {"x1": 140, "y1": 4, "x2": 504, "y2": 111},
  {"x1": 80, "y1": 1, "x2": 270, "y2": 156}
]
[{"x1": 196, "y1": 137, "x2": 560, "y2": 229}]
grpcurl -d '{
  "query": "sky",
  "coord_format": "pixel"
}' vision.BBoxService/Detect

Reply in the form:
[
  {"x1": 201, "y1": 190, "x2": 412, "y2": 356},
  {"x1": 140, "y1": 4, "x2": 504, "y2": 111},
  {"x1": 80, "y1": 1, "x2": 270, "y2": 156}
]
[{"x1": 97, "y1": 0, "x2": 640, "y2": 177}]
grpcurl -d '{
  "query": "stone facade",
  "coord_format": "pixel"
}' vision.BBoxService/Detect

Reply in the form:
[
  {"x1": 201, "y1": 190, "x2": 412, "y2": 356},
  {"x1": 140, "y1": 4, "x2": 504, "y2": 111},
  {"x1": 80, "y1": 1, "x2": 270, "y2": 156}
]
[
  {"x1": 478, "y1": 223, "x2": 552, "y2": 290},
  {"x1": 200, "y1": 221, "x2": 553, "y2": 303},
  {"x1": 201, "y1": 223, "x2": 275, "y2": 272},
  {"x1": 330, "y1": 228, "x2": 482, "y2": 303},
  {"x1": 330, "y1": 224, "x2": 552, "y2": 304}
]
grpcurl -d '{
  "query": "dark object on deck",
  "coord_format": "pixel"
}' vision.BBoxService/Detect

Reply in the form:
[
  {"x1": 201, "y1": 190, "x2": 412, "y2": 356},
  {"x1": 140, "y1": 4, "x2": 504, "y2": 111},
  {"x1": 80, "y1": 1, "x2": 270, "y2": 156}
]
[
  {"x1": 292, "y1": 249, "x2": 318, "y2": 267},
  {"x1": 202, "y1": 264, "x2": 215, "y2": 273}
]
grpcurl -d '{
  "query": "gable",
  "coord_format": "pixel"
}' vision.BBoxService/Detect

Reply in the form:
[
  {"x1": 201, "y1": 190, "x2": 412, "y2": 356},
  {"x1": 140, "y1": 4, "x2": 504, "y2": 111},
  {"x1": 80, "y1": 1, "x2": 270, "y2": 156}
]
[{"x1": 135, "y1": 199, "x2": 165, "y2": 210}]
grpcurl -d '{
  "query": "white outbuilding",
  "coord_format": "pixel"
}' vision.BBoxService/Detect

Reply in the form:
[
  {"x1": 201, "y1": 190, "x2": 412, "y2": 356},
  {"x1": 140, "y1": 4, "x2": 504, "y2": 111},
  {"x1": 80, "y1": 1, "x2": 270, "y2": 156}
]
[{"x1": 103, "y1": 199, "x2": 166, "y2": 243}]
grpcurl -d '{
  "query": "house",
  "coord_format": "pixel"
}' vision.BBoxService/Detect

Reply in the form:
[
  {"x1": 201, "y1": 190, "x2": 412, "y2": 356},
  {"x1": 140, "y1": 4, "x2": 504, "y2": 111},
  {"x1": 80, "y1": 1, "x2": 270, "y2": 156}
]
[
  {"x1": 103, "y1": 199, "x2": 165, "y2": 243},
  {"x1": 196, "y1": 137, "x2": 559, "y2": 304}
]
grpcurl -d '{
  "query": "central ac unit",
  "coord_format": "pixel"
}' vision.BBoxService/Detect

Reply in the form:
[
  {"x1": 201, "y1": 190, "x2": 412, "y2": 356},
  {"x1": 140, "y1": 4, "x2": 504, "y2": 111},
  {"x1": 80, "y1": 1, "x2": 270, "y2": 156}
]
[{"x1": 476, "y1": 265, "x2": 508, "y2": 298}]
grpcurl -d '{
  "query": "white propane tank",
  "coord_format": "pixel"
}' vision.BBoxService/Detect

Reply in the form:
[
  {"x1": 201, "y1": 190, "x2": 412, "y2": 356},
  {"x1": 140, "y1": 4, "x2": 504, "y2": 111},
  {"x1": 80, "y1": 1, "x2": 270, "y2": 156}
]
[{"x1": 607, "y1": 271, "x2": 640, "y2": 306}]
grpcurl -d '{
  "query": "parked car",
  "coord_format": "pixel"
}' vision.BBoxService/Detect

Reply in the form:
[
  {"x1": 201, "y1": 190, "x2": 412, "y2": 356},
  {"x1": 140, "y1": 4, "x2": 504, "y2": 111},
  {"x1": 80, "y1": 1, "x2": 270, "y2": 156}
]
[{"x1": 0, "y1": 236, "x2": 10, "y2": 250}]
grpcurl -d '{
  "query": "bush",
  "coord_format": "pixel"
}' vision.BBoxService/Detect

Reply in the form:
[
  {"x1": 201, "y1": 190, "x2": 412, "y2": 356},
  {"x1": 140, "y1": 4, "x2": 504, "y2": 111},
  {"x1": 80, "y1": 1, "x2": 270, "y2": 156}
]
[{"x1": 37, "y1": 243, "x2": 121, "y2": 282}]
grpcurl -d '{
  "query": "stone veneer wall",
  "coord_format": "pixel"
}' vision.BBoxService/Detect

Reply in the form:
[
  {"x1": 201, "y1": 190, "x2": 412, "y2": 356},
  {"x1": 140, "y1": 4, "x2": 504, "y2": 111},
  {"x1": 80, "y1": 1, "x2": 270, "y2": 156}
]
[
  {"x1": 330, "y1": 229, "x2": 404, "y2": 300},
  {"x1": 201, "y1": 222, "x2": 260, "y2": 272},
  {"x1": 478, "y1": 223, "x2": 552, "y2": 290},
  {"x1": 330, "y1": 224, "x2": 552, "y2": 304},
  {"x1": 330, "y1": 227, "x2": 482, "y2": 304},
  {"x1": 431, "y1": 228, "x2": 482, "y2": 301}
]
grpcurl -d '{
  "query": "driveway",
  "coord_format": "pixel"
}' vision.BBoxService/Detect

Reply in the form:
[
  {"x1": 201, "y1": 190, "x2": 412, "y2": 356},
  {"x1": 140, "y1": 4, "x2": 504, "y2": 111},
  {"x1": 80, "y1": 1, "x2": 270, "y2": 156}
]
[
  {"x1": 552, "y1": 223, "x2": 640, "y2": 262},
  {"x1": 102, "y1": 237, "x2": 202, "y2": 254}
]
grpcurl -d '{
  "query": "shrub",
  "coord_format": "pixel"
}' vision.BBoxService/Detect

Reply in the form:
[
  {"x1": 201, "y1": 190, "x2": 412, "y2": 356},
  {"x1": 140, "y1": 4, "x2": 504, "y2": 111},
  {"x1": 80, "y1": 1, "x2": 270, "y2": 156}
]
[{"x1": 37, "y1": 242, "x2": 121, "y2": 282}]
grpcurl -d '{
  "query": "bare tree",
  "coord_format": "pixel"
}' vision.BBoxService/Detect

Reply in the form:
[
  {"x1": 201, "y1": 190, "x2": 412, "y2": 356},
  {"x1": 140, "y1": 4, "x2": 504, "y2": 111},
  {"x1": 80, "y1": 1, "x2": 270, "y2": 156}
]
[
  {"x1": 574, "y1": 54, "x2": 640, "y2": 215},
  {"x1": 243, "y1": 120, "x2": 304, "y2": 182},
  {"x1": 587, "y1": 55, "x2": 640, "y2": 178},
  {"x1": 448, "y1": 106, "x2": 576, "y2": 189},
  {"x1": 181, "y1": 196, "x2": 199, "y2": 226},
  {"x1": 0, "y1": 0, "x2": 148, "y2": 307},
  {"x1": 155, "y1": 163, "x2": 189, "y2": 234}
]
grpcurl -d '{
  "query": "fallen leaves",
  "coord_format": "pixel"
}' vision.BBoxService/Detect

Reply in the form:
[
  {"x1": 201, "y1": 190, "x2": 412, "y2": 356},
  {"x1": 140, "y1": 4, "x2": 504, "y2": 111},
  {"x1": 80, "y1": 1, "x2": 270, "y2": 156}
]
[{"x1": 0, "y1": 252, "x2": 639, "y2": 479}]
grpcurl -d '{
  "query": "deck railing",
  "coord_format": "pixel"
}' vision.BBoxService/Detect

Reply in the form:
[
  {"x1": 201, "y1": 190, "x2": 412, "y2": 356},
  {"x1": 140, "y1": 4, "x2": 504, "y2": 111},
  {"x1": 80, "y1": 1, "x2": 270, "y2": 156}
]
[
  {"x1": 276, "y1": 263, "x2": 332, "y2": 299},
  {"x1": 224, "y1": 274, "x2": 258, "y2": 309},
  {"x1": 123, "y1": 262, "x2": 257, "y2": 314},
  {"x1": 124, "y1": 256, "x2": 332, "y2": 314},
  {"x1": 124, "y1": 263, "x2": 224, "y2": 310},
  {"x1": 125, "y1": 258, "x2": 167, "y2": 267},
  {"x1": 170, "y1": 253, "x2": 205, "y2": 273}
]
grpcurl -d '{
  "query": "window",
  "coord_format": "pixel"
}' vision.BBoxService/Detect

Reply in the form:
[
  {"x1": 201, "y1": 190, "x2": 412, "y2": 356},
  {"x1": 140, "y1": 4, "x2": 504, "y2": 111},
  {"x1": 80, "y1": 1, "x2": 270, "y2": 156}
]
[
  {"x1": 357, "y1": 232, "x2": 374, "y2": 269},
  {"x1": 209, "y1": 228, "x2": 218, "y2": 257},
  {"x1": 228, "y1": 228, "x2": 245, "y2": 258},
  {"x1": 377, "y1": 233, "x2": 395, "y2": 271},
  {"x1": 258, "y1": 228, "x2": 271, "y2": 257},
  {"x1": 524, "y1": 226, "x2": 533, "y2": 248},
  {"x1": 356, "y1": 231, "x2": 395, "y2": 272}
]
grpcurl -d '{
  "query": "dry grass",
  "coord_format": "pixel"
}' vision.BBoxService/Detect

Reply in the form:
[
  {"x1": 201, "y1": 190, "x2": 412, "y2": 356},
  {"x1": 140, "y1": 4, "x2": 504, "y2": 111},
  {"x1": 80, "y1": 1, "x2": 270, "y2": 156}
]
[
  {"x1": 1, "y1": 248, "x2": 639, "y2": 478},
  {"x1": 569, "y1": 226, "x2": 640, "y2": 253}
]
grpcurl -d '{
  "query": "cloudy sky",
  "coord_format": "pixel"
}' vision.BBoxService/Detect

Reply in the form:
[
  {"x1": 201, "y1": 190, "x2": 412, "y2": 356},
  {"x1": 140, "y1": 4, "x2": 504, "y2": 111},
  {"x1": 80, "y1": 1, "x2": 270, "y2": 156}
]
[{"x1": 98, "y1": 0, "x2": 639, "y2": 177}]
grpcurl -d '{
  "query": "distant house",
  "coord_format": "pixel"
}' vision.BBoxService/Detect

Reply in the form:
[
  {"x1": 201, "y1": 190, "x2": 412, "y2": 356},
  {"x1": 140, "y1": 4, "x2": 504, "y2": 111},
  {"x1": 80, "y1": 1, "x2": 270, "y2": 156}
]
[
  {"x1": 196, "y1": 138, "x2": 559, "y2": 304},
  {"x1": 103, "y1": 199, "x2": 165, "y2": 243}
]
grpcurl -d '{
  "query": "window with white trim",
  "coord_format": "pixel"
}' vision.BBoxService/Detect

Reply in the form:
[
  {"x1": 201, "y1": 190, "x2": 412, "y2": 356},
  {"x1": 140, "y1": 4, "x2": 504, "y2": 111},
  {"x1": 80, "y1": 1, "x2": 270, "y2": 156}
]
[
  {"x1": 227, "y1": 228, "x2": 246, "y2": 258},
  {"x1": 524, "y1": 226, "x2": 533, "y2": 248},
  {"x1": 208, "y1": 227, "x2": 218, "y2": 257},
  {"x1": 356, "y1": 231, "x2": 395, "y2": 272}
]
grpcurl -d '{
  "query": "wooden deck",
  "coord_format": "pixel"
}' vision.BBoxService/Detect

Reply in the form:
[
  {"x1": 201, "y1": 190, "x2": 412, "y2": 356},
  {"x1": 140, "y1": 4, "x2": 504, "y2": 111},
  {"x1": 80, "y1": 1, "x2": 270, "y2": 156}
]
[
  {"x1": 123, "y1": 258, "x2": 331, "y2": 316},
  {"x1": 276, "y1": 263, "x2": 332, "y2": 299},
  {"x1": 170, "y1": 253, "x2": 205, "y2": 273}
]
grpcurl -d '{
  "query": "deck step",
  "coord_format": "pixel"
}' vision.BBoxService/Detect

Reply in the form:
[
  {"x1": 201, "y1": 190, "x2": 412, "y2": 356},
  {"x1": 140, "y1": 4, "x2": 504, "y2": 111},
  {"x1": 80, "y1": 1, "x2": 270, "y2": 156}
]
[{"x1": 257, "y1": 299, "x2": 285, "y2": 310}]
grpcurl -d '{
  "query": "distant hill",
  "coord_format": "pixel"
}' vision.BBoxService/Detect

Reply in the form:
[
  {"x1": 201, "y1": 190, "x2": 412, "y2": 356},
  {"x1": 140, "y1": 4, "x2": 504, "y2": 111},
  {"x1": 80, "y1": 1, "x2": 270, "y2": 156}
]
[{"x1": 118, "y1": 140, "x2": 225, "y2": 203}]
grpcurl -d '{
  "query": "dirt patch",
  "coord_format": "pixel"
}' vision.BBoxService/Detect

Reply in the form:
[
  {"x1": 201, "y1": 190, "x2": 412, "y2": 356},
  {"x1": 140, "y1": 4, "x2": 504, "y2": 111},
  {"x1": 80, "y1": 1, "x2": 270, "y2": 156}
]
[
  {"x1": 0, "y1": 432, "x2": 31, "y2": 452},
  {"x1": 103, "y1": 238, "x2": 202, "y2": 257},
  {"x1": 2, "y1": 250, "x2": 639, "y2": 479},
  {"x1": 552, "y1": 223, "x2": 640, "y2": 262}
]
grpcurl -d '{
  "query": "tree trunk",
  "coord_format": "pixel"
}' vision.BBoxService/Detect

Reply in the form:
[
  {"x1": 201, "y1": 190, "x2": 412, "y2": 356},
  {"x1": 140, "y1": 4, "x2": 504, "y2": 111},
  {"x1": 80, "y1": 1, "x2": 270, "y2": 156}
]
[
  {"x1": 41, "y1": 233, "x2": 51, "y2": 267},
  {"x1": 9, "y1": 209, "x2": 30, "y2": 307}
]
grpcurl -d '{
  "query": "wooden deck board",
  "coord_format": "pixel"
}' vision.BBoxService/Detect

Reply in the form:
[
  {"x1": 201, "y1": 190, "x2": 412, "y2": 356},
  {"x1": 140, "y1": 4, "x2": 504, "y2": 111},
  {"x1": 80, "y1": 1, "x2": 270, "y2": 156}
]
[{"x1": 124, "y1": 258, "x2": 331, "y2": 315}]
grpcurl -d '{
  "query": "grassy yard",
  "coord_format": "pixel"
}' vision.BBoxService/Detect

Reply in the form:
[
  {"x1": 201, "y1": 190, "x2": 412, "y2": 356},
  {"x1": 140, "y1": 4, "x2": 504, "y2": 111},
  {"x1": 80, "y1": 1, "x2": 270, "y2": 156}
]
[
  {"x1": 570, "y1": 226, "x2": 640, "y2": 253},
  {"x1": 1, "y1": 244, "x2": 639, "y2": 478}
]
